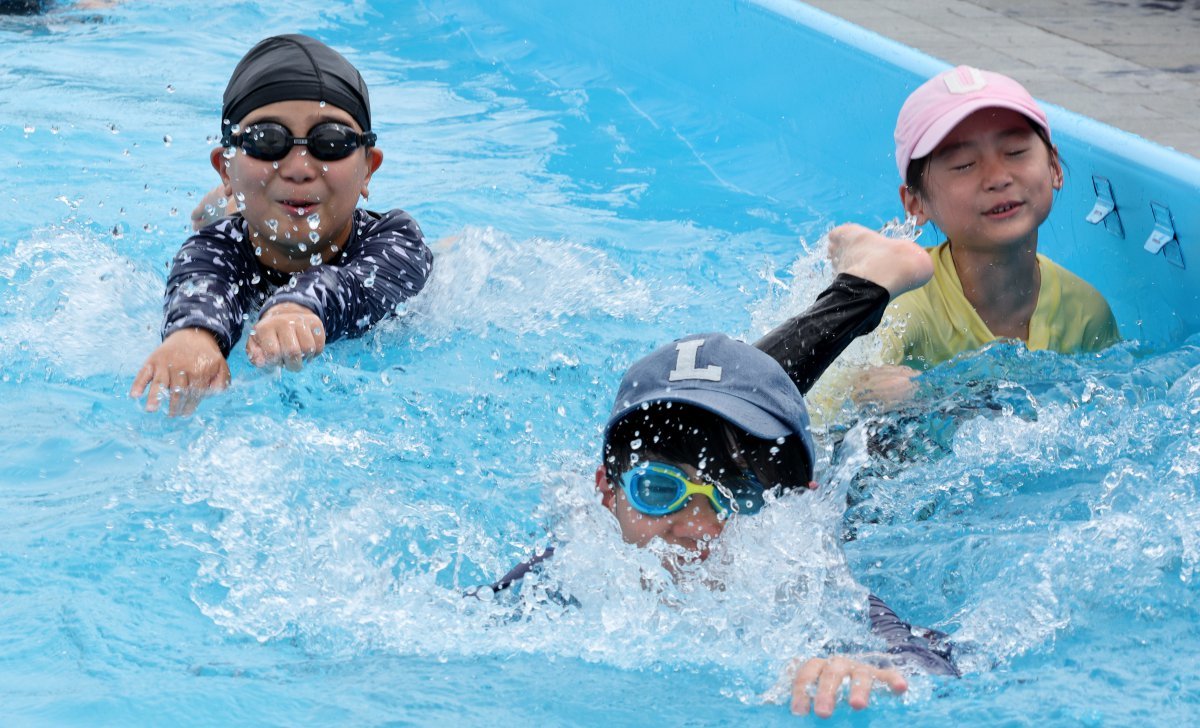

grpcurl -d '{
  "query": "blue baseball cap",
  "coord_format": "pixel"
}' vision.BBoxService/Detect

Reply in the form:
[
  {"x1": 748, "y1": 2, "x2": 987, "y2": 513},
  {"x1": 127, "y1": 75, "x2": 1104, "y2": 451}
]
[{"x1": 604, "y1": 333, "x2": 815, "y2": 476}]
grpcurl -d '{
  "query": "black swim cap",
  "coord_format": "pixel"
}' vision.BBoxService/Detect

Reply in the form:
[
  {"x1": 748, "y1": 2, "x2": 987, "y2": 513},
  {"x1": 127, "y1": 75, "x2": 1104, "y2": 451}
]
[{"x1": 221, "y1": 34, "x2": 371, "y2": 139}]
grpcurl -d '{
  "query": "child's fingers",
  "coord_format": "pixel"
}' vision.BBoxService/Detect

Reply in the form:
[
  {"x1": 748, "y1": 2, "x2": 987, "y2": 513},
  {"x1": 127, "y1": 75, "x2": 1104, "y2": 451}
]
[
  {"x1": 813, "y1": 658, "x2": 850, "y2": 718},
  {"x1": 878, "y1": 667, "x2": 908, "y2": 694},
  {"x1": 179, "y1": 386, "x2": 205, "y2": 417},
  {"x1": 250, "y1": 327, "x2": 283, "y2": 368},
  {"x1": 167, "y1": 376, "x2": 187, "y2": 417},
  {"x1": 143, "y1": 378, "x2": 164, "y2": 412},
  {"x1": 279, "y1": 325, "x2": 304, "y2": 371},
  {"x1": 295, "y1": 320, "x2": 326, "y2": 362},
  {"x1": 293, "y1": 325, "x2": 315, "y2": 363},
  {"x1": 847, "y1": 665, "x2": 880, "y2": 710},
  {"x1": 142, "y1": 369, "x2": 172, "y2": 413},
  {"x1": 789, "y1": 658, "x2": 824, "y2": 715},
  {"x1": 130, "y1": 364, "x2": 153, "y2": 398},
  {"x1": 310, "y1": 321, "x2": 326, "y2": 354},
  {"x1": 246, "y1": 331, "x2": 264, "y2": 366}
]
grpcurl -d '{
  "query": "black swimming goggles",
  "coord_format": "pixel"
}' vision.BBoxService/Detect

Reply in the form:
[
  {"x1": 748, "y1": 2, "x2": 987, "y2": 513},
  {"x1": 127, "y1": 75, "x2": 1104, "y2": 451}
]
[{"x1": 223, "y1": 122, "x2": 377, "y2": 162}]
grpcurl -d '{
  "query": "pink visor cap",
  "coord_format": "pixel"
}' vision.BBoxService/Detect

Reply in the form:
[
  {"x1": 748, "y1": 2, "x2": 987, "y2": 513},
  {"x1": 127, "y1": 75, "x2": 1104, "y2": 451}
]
[{"x1": 894, "y1": 66, "x2": 1051, "y2": 180}]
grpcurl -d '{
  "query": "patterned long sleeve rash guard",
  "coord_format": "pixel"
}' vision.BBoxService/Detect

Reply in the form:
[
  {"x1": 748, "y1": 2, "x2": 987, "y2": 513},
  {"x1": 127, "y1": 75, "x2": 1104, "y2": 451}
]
[{"x1": 160, "y1": 208, "x2": 433, "y2": 357}]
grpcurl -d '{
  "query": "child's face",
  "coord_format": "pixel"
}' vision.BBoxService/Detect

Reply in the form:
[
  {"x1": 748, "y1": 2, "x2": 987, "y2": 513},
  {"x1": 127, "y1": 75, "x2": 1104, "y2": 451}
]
[
  {"x1": 211, "y1": 99, "x2": 383, "y2": 271},
  {"x1": 595, "y1": 459, "x2": 727, "y2": 562},
  {"x1": 901, "y1": 108, "x2": 1062, "y2": 252}
]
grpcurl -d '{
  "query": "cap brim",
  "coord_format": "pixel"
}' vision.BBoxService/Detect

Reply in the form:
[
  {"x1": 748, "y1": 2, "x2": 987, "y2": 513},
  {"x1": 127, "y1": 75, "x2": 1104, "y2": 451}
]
[{"x1": 910, "y1": 98, "x2": 1050, "y2": 162}]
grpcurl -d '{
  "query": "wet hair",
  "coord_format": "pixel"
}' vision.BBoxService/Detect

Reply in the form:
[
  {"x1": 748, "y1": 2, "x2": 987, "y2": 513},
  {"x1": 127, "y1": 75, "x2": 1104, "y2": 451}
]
[
  {"x1": 603, "y1": 402, "x2": 812, "y2": 493},
  {"x1": 904, "y1": 117, "x2": 1057, "y2": 198}
]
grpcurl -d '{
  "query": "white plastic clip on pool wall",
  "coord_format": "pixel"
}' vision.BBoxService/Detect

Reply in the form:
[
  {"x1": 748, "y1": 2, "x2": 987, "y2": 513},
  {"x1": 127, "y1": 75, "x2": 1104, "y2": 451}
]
[
  {"x1": 1086, "y1": 176, "x2": 1123, "y2": 239},
  {"x1": 1145, "y1": 201, "x2": 1184, "y2": 269}
]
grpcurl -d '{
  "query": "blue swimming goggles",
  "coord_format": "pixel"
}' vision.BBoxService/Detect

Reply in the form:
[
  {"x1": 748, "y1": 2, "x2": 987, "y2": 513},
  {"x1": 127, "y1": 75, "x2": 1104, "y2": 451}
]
[{"x1": 619, "y1": 462, "x2": 766, "y2": 518}]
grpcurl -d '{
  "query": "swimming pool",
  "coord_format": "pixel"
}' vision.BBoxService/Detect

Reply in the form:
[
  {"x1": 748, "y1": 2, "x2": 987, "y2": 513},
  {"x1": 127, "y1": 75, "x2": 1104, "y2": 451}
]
[{"x1": 2, "y1": 0, "x2": 1199, "y2": 724}]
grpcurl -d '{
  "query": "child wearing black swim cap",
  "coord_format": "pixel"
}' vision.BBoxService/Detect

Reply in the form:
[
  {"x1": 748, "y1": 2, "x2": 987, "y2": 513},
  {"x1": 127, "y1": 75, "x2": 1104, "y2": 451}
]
[{"x1": 131, "y1": 34, "x2": 433, "y2": 416}]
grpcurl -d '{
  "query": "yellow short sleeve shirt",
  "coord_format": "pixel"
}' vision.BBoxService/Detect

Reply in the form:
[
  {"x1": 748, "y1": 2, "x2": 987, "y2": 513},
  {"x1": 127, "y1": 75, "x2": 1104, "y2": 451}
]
[{"x1": 880, "y1": 242, "x2": 1121, "y2": 370}]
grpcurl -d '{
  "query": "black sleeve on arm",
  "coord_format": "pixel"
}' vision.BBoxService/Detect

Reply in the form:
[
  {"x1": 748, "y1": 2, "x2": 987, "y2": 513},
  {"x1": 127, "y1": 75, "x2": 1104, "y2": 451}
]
[
  {"x1": 265, "y1": 209, "x2": 433, "y2": 343},
  {"x1": 754, "y1": 273, "x2": 890, "y2": 396},
  {"x1": 160, "y1": 219, "x2": 261, "y2": 357}
]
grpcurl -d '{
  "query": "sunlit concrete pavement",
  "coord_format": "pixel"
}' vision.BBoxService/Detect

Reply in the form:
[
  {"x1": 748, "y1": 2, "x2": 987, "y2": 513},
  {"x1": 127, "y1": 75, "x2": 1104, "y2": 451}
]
[{"x1": 801, "y1": 0, "x2": 1200, "y2": 158}]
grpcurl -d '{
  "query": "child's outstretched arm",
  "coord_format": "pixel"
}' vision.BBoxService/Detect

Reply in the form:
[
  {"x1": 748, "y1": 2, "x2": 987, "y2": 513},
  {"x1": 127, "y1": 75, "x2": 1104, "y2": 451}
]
[
  {"x1": 133, "y1": 222, "x2": 259, "y2": 415},
  {"x1": 130, "y1": 328, "x2": 230, "y2": 416},
  {"x1": 755, "y1": 224, "x2": 932, "y2": 396}
]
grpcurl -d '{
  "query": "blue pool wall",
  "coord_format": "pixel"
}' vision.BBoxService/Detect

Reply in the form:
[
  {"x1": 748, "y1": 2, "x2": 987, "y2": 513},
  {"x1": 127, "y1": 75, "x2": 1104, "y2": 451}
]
[{"x1": 439, "y1": 0, "x2": 1200, "y2": 347}]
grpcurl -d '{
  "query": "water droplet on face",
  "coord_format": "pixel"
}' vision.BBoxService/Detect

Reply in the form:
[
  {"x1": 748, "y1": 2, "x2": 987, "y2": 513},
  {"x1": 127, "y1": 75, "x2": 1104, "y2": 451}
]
[
  {"x1": 308, "y1": 231, "x2": 320, "y2": 244},
  {"x1": 298, "y1": 243, "x2": 307, "y2": 252},
  {"x1": 216, "y1": 196, "x2": 228, "y2": 209},
  {"x1": 321, "y1": 165, "x2": 329, "y2": 172},
  {"x1": 271, "y1": 161, "x2": 279, "y2": 170},
  {"x1": 222, "y1": 147, "x2": 236, "y2": 159},
  {"x1": 306, "y1": 212, "x2": 320, "y2": 229},
  {"x1": 254, "y1": 246, "x2": 263, "y2": 256},
  {"x1": 319, "y1": 100, "x2": 327, "y2": 108},
  {"x1": 266, "y1": 219, "x2": 279, "y2": 232},
  {"x1": 309, "y1": 253, "x2": 323, "y2": 265},
  {"x1": 204, "y1": 204, "x2": 215, "y2": 217},
  {"x1": 162, "y1": 135, "x2": 172, "y2": 146}
]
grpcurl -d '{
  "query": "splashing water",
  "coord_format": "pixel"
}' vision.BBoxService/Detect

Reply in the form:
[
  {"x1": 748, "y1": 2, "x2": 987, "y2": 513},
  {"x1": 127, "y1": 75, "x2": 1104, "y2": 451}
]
[{"x1": 3, "y1": 1, "x2": 1200, "y2": 724}]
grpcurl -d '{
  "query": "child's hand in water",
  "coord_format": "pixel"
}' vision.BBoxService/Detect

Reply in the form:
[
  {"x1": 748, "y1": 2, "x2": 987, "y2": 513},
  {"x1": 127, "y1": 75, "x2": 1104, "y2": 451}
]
[
  {"x1": 853, "y1": 365, "x2": 920, "y2": 408},
  {"x1": 247, "y1": 303, "x2": 326, "y2": 371},
  {"x1": 130, "y1": 328, "x2": 230, "y2": 416},
  {"x1": 790, "y1": 655, "x2": 907, "y2": 718}
]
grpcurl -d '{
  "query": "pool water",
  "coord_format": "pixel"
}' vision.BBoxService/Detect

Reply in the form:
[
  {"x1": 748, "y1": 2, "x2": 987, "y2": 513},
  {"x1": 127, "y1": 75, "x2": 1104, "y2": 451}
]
[{"x1": 2, "y1": 1, "x2": 1199, "y2": 725}]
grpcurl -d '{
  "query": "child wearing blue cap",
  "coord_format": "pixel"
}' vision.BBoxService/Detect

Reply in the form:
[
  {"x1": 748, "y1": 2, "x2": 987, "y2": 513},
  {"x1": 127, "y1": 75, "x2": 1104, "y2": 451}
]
[
  {"x1": 481, "y1": 225, "x2": 954, "y2": 718},
  {"x1": 130, "y1": 34, "x2": 433, "y2": 416}
]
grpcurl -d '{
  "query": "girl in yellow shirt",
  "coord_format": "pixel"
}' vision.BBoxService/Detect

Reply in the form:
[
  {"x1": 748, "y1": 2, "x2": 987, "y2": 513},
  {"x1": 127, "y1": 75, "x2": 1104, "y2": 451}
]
[{"x1": 879, "y1": 66, "x2": 1119, "y2": 375}]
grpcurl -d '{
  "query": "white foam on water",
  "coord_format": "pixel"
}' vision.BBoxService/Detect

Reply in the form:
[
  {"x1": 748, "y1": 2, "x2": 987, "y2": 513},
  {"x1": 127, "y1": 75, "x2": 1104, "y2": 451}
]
[
  {"x1": 0, "y1": 226, "x2": 163, "y2": 378},
  {"x1": 401, "y1": 225, "x2": 670, "y2": 341}
]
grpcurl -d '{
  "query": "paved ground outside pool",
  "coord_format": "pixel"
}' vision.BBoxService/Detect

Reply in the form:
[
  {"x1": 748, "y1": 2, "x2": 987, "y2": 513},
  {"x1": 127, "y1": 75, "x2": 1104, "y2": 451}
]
[{"x1": 801, "y1": 0, "x2": 1200, "y2": 158}]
